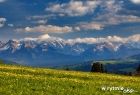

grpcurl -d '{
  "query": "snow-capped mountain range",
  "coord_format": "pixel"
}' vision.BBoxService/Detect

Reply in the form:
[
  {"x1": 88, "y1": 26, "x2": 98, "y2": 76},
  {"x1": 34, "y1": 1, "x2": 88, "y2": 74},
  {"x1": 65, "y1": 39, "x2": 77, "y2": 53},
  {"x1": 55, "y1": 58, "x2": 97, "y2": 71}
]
[{"x1": 0, "y1": 35, "x2": 140, "y2": 67}]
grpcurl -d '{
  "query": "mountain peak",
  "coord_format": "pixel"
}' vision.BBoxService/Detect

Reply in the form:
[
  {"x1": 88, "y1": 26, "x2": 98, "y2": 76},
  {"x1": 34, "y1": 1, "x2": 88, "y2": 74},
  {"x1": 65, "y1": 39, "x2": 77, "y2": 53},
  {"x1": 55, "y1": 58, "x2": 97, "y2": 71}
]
[{"x1": 0, "y1": 39, "x2": 140, "y2": 67}]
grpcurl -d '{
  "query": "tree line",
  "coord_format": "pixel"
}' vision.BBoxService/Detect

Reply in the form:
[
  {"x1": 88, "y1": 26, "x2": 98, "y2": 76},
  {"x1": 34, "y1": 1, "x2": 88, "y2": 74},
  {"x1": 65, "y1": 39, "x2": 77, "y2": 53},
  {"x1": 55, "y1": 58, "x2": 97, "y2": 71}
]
[{"x1": 91, "y1": 62, "x2": 140, "y2": 76}]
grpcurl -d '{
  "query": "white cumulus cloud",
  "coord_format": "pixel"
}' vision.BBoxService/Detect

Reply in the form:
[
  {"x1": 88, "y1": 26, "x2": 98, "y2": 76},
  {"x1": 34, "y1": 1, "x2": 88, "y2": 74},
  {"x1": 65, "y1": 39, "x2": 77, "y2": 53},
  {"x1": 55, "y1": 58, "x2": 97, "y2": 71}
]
[
  {"x1": 0, "y1": 17, "x2": 6, "y2": 28},
  {"x1": 130, "y1": 0, "x2": 140, "y2": 4},
  {"x1": 46, "y1": 1, "x2": 100, "y2": 16},
  {"x1": 78, "y1": 22, "x2": 104, "y2": 31},
  {"x1": 16, "y1": 25, "x2": 73, "y2": 33},
  {"x1": 0, "y1": 0, "x2": 6, "y2": 3}
]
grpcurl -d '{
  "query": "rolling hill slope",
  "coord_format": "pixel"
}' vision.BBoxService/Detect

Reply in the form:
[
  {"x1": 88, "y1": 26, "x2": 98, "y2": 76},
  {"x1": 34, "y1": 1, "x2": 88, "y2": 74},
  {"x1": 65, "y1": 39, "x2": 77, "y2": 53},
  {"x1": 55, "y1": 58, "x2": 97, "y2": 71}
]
[{"x1": 0, "y1": 62, "x2": 140, "y2": 95}]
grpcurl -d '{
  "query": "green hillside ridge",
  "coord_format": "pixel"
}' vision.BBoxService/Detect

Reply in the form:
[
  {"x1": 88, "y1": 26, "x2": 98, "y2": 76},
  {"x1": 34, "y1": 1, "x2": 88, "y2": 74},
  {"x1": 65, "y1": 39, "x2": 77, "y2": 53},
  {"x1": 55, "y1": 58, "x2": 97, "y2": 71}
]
[{"x1": 0, "y1": 61, "x2": 140, "y2": 95}]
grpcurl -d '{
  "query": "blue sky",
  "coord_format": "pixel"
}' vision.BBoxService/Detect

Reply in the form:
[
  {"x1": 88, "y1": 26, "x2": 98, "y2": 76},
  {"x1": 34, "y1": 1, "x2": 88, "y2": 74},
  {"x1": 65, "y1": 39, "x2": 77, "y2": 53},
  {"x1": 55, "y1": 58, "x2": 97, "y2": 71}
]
[{"x1": 0, "y1": 0, "x2": 140, "y2": 41}]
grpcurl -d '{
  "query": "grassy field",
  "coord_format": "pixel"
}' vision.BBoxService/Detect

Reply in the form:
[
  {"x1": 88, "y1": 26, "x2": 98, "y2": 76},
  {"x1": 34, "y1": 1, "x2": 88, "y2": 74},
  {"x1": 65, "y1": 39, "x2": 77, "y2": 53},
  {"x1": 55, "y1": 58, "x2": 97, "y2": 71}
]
[{"x1": 0, "y1": 62, "x2": 140, "y2": 95}]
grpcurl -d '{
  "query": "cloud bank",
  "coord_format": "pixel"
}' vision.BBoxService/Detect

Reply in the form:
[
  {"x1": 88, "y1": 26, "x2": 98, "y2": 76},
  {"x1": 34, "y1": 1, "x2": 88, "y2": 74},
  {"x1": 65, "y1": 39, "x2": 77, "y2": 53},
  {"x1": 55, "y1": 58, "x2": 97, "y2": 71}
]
[
  {"x1": 15, "y1": 0, "x2": 140, "y2": 34},
  {"x1": 29, "y1": 0, "x2": 140, "y2": 32},
  {"x1": 77, "y1": 0, "x2": 140, "y2": 30},
  {"x1": 23, "y1": 34, "x2": 140, "y2": 45}
]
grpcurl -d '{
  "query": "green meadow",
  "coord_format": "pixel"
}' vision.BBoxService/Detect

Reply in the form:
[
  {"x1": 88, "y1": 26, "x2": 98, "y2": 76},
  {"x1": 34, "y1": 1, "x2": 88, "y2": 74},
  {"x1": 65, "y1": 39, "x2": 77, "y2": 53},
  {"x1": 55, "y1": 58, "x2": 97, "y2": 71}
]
[{"x1": 0, "y1": 62, "x2": 140, "y2": 95}]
